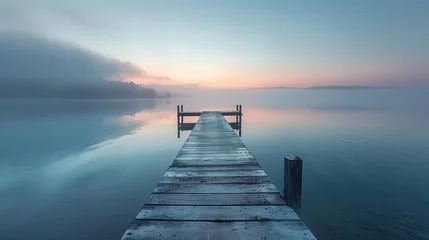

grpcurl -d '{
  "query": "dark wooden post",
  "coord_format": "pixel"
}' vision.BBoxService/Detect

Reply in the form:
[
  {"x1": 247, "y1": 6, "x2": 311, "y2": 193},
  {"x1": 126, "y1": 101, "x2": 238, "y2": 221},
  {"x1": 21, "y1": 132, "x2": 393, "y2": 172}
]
[
  {"x1": 180, "y1": 105, "x2": 184, "y2": 124},
  {"x1": 238, "y1": 105, "x2": 242, "y2": 125},
  {"x1": 238, "y1": 105, "x2": 242, "y2": 137},
  {"x1": 284, "y1": 155, "x2": 302, "y2": 214},
  {"x1": 236, "y1": 105, "x2": 239, "y2": 123},
  {"x1": 177, "y1": 105, "x2": 180, "y2": 138}
]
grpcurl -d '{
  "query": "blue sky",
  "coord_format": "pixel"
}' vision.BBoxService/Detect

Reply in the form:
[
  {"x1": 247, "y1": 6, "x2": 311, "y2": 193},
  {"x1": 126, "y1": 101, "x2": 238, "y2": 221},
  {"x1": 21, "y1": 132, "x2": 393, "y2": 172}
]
[{"x1": 0, "y1": 0, "x2": 428, "y2": 87}]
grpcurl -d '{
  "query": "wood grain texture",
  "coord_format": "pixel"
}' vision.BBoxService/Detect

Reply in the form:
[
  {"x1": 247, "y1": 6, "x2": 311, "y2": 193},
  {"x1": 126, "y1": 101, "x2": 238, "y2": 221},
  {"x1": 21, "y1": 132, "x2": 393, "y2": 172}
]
[
  {"x1": 146, "y1": 193, "x2": 286, "y2": 205},
  {"x1": 122, "y1": 112, "x2": 316, "y2": 239},
  {"x1": 159, "y1": 176, "x2": 270, "y2": 184},
  {"x1": 171, "y1": 159, "x2": 258, "y2": 166},
  {"x1": 122, "y1": 221, "x2": 316, "y2": 240},
  {"x1": 284, "y1": 155, "x2": 303, "y2": 213},
  {"x1": 136, "y1": 205, "x2": 299, "y2": 221},
  {"x1": 153, "y1": 183, "x2": 279, "y2": 194},
  {"x1": 167, "y1": 165, "x2": 262, "y2": 172},
  {"x1": 163, "y1": 170, "x2": 267, "y2": 178}
]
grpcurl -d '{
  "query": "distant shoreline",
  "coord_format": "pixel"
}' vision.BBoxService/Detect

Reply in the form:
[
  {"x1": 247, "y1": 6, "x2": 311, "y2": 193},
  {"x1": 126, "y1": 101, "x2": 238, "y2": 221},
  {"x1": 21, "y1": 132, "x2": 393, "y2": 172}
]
[{"x1": 248, "y1": 86, "x2": 403, "y2": 90}]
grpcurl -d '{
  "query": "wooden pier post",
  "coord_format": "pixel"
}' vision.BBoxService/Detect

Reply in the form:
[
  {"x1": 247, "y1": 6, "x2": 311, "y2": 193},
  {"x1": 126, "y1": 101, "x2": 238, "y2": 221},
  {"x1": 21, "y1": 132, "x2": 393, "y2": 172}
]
[
  {"x1": 238, "y1": 105, "x2": 242, "y2": 126},
  {"x1": 284, "y1": 155, "x2": 302, "y2": 214},
  {"x1": 236, "y1": 105, "x2": 239, "y2": 123},
  {"x1": 180, "y1": 105, "x2": 184, "y2": 124},
  {"x1": 238, "y1": 105, "x2": 242, "y2": 137},
  {"x1": 177, "y1": 105, "x2": 180, "y2": 138}
]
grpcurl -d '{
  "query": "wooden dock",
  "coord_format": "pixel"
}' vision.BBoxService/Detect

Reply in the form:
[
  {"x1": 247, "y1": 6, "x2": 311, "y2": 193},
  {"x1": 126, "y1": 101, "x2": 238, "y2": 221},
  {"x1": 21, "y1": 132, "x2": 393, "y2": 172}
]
[{"x1": 122, "y1": 110, "x2": 316, "y2": 239}]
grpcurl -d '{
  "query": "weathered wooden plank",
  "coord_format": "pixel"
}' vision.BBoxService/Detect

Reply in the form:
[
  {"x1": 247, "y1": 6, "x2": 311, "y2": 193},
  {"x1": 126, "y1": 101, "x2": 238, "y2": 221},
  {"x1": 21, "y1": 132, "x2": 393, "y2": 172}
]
[
  {"x1": 167, "y1": 165, "x2": 262, "y2": 172},
  {"x1": 122, "y1": 111, "x2": 316, "y2": 240},
  {"x1": 180, "y1": 147, "x2": 248, "y2": 151},
  {"x1": 175, "y1": 156, "x2": 255, "y2": 161},
  {"x1": 185, "y1": 141, "x2": 240, "y2": 143},
  {"x1": 159, "y1": 176, "x2": 270, "y2": 184},
  {"x1": 182, "y1": 142, "x2": 245, "y2": 145},
  {"x1": 185, "y1": 138, "x2": 242, "y2": 141},
  {"x1": 153, "y1": 183, "x2": 278, "y2": 194},
  {"x1": 163, "y1": 170, "x2": 267, "y2": 178},
  {"x1": 177, "y1": 153, "x2": 254, "y2": 158},
  {"x1": 178, "y1": 151, "x2": 252, "y2": 155},
  {"x1": 146, "y1": 193, "x2": 285, "y2": 205},
  {"x1": 177, "y1": 111, "x2": 242, "y2": 117},
  {"x1": 182, "y1": 143, "x2": 244, "y2": 146},
  {"x1": 122, "y1": 220, "x2": 315, "y2": 240},
  {"x1": 146, "y1": 193, "x2": 286, "y2": 206},
  {"x1": 188, "y1": 132, "x2": 237, "y2": 134},
  {"x1": 171, "y1": 159, "x2": 258, "y2": 166},
  {"x1": 136, "y1": 205, "x2": 299, "y2": 221},
  {"x1": 187, "y1": 135, "x2": 238, "y2": 138}
]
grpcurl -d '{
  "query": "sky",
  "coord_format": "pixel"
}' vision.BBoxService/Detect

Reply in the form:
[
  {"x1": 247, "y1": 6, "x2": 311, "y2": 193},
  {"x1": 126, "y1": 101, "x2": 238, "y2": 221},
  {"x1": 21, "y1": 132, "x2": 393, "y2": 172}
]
[{"x1": 0, "y1": 0, "x2": 428, "y2": 88}]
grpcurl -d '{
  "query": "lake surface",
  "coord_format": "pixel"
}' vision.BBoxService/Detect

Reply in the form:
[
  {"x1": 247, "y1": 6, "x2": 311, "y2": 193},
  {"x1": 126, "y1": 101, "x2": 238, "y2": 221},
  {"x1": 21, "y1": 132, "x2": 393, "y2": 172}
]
[{"x1": 1, "y1": 88, "x2": 428, "y2": 240}]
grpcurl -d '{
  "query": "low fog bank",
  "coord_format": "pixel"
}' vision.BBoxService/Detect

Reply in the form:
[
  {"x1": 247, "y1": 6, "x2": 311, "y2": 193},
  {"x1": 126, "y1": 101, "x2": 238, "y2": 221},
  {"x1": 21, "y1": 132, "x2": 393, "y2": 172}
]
[
  {"x1": 0, "y1": 32, "x2": 159, "y2": 99},
  {"x1": 155, "y1": 85, "x2": 429, "y2": 112}
]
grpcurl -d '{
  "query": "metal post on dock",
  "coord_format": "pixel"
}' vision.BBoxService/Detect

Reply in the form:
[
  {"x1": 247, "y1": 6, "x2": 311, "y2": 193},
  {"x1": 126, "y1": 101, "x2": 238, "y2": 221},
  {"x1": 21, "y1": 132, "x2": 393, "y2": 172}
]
[{"x1": 284, "y1": 155, "x2": 302, "y2": 214}]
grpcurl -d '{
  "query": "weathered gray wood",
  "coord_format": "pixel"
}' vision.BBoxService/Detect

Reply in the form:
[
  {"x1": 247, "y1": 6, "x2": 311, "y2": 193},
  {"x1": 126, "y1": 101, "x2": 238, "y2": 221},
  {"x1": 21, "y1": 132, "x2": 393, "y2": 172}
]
[
  {"x1": 182, "y1": 142, "x2": 244, "y2": 145},
  {"x1": 236, "y1": 104, "x2": 239, "y2": 123},
  {"x1": 284, "y1": 155, "x2": 303, "y2": 213},
  {"x1": 239, "y1": 104, "x2": 242, "y2": 125},
  {"x1": 175, "y1": 156, "x2": 256, "y2": 161},
  {"x1": 122, "y1": 111, "x2": 316, "y2": 240},
  {"x1": 176, "y1": 153, "x2": 254, "y2": 158},
  {"x1": 178, "y1": 150, "x2": 251, "y2": 155},
  {"x1": 172, "y1": 159, "x2": 258, "y2": 166},
  {"x1": 136, "y1": 205, "x2": 299, "y2": 221},
  {"x1": 167, "y1": 165, "x2": 261, "y2": 172},
  {"x1": 180, "y1": 105, "x2": 183, "y2": 123},
  {"x1": 176, "y1": 105, "x2": 180, "y2": 138},
  {"x1": 180, "y1": 146, "x2": 248, "y2": 149},
  {"x1": 178, "y1": 111, "x2": 242, "y2": 117},
  {"x1": 159, "y1": 176, "x2": 270, "y2": 184},
  {"x1": 122, "y1": 220, "x2": 316, "y2": 240},
  {"x1": 153, "y1": 183, "x2": 278, "y2": 194},
  {"x1": 146, "y1": 193, "x2": 286, "y2": 205},
  {"x1": 163, "y1": 170, "x2": 267, "y2": 178}
]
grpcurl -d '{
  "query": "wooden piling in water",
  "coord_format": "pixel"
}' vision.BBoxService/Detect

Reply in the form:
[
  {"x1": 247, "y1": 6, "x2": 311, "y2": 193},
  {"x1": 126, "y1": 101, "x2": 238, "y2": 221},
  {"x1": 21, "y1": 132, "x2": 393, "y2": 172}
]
[
  {"x1": 284, "y1": 155, "x2": 303, "y2": 214},
  {"x1": 236, "y1": 105, "x2": 239, "y2": 123},
  {"x1": 180, "y1": 105, "x2": 184, "y2": 124}
]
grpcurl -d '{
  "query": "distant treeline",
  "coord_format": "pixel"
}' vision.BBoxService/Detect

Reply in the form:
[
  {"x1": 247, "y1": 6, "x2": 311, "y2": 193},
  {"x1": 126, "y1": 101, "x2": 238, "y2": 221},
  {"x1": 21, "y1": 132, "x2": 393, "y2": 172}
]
[{"x1": 0, "y1": 79, "x2": 164, "y2": 99}]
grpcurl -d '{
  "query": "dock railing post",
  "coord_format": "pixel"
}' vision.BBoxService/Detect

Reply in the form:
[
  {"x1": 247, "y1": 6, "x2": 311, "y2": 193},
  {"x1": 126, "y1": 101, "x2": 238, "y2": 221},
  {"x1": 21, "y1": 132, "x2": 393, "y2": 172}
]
[
  {"x1": 284, "y1": 155, "x2": 302, "y2": 214},
  {"x1": 239, "y1": 105, "x2": 242, "y2": 125},
  {"x1": 177, "y1": 105, "x2": 180, "y2": 138},
  {"x1": 180, "y1": 105, "x2": 184, "y2": 124},
  {"x1": 238, "y1": 105, "x2": 242, "y2": 137},
  {"x1": 236, "y1": 105, "x2": 239, "y2": 123}
]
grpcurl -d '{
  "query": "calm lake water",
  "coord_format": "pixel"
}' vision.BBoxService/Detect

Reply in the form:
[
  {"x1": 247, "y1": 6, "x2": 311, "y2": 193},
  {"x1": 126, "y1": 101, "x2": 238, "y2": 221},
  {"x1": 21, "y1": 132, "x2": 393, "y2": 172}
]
[{"x1": 1, "y1": 88, "x2": 429, "y2": 240}]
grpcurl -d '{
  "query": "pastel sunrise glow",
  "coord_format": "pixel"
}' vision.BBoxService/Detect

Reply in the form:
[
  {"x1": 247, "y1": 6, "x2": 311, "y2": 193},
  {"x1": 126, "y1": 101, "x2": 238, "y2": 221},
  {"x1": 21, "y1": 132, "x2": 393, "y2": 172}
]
[{"x1": 1, "y1": 0, "x2": 428, "y2": 88}]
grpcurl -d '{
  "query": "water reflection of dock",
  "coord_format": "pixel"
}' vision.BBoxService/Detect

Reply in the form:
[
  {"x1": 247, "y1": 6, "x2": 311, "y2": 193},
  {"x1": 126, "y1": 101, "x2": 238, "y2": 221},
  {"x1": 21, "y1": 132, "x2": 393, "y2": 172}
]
[{"x1": 122, "y1": 106, "x2": 316, "y2": 239}]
